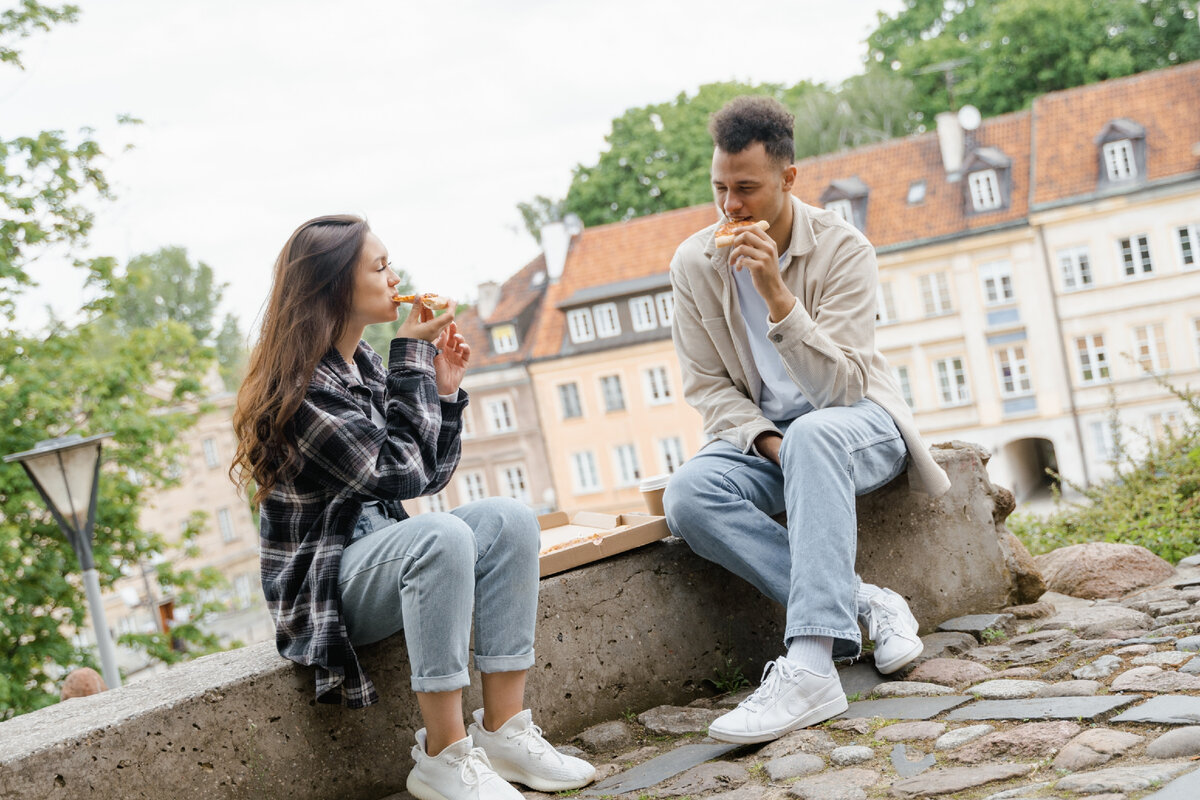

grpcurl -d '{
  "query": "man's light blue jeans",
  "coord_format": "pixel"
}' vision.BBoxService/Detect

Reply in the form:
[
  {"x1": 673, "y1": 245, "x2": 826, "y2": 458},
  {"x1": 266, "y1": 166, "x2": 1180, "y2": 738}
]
[
  {"x1": 663, "y1": 398, "x2": 907, "y2": 661},
  {"x1": 337, "y1": 497, "x2": 540, "y2": 693}
]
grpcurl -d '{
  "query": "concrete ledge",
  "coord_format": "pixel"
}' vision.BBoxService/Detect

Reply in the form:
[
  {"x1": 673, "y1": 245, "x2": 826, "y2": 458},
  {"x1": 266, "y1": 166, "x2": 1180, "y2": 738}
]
[{"x1": 0, "y1": 443, "x2": 1037, "y2": 800}]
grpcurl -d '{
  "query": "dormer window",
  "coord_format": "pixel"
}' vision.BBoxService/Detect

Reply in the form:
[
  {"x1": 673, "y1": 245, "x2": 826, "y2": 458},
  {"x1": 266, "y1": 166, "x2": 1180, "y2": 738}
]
[
  {"x1": 961, "y1": 147, "x2": 1011, "y2": 214},
  {"x1": 1102, "y1": 140, "x2": 1137, "y2": 181},
  {"x1": 566, "y1": 308, "x2": 594, "y2": 343},
  {"x1": 819, "y1": 177, "x2": 869, "y2": 230},
  {"x1": 491, "y1": 324, "x2": 517, "y2": 354},
  {"x1": 1095, "y1": 118, "x2": 1146, "y2": 190}
]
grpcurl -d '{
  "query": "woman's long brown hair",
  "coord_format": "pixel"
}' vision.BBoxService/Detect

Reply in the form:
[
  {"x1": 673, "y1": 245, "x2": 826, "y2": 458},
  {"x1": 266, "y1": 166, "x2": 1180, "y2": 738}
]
[{"x1": 231, "y1": 215, "x2": 370, "y2": 505}]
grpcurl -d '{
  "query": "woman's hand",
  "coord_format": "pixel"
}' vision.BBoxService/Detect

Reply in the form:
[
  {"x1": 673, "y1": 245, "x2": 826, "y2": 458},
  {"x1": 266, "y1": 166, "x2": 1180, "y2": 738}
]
[
  {"x1": 396, "y1": 299, "x2": 454, "y2": 343},
  {"x1": 433, "y1": 319, "x2": 470, "y2": 395}
]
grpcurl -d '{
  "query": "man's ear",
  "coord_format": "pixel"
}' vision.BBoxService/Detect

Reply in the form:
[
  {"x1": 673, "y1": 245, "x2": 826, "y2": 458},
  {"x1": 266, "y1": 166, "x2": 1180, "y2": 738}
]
[{"x1": 781, "y1": 164, "x2": 797, "y2": 193}]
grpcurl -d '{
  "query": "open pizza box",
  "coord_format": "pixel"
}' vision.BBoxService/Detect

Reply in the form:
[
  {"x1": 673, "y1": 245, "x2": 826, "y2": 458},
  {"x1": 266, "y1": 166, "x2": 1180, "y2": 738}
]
[{"x1": 538, "y1": 510, "x2": 670, "y2": 578}]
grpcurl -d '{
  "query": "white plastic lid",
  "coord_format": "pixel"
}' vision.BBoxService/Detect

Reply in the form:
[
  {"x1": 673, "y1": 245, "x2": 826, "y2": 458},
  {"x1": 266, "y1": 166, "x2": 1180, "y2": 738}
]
[{"x1": 638, "y1": 473, "x2": 671, "y2": 492}]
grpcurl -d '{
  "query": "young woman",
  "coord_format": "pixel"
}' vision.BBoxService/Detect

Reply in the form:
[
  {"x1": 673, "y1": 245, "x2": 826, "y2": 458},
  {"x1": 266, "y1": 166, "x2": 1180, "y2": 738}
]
[{"x1": 231, "y1": 215, "x2": 594, "y2": 800}]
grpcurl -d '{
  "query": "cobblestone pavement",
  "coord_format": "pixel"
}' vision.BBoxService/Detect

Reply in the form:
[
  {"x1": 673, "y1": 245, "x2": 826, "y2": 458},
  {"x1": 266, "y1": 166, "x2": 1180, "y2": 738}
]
[{"x1": 391, "y1": 556, "x2": 1200, "y2": 799}]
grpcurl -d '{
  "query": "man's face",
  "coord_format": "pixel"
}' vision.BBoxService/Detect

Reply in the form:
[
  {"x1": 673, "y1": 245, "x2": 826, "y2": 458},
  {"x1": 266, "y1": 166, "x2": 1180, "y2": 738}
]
[{"x1": 711, "y1": 142, "x2": 795, "y2": 229}]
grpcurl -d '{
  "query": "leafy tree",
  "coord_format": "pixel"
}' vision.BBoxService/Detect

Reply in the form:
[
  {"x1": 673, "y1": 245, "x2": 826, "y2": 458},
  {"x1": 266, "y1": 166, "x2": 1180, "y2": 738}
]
[
  {"x1": 793, "y1": 71, "x2": 920, "y2": 159},
  {"x1": 214, "y1": 312, "x2": 247, "y2": 391},
  {"x1": 106, "y1": 246, "x2": 225, "y2": 344},
  {"x1": 515, "y1": 195, "x2": 566, "y2": 245},
  {"x1": 0, "y1": 4, "x2": 229, "y2": 718},
  {"x1": 868, "y1": 0, "x2": 1200, "y2": 119}
]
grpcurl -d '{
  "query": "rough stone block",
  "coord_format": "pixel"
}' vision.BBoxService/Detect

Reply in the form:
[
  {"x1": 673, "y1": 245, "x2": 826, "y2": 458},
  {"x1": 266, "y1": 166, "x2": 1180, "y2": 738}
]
[
  {"x1": 839, "y1": 696, "x2": 971, "y2": 720},
  {"x1": 890, "y1": 763, "x2": 1035, "y2": 797},
  {"x1": 1111, "y1": 696, "x2": 1200, "y2": 724},
  {"x1": 937, "y1": 614, "x2": 1013, "y2": 637},
  {"x1": 1053, "y1": 762, "x2": 1194, "y2": 794},
  {"x1": 583, "y1": 742, "x2": 741, "y2": 796},
  {"x1": 1143, "y1": 765, "x2": 1200, "y2": 799}
]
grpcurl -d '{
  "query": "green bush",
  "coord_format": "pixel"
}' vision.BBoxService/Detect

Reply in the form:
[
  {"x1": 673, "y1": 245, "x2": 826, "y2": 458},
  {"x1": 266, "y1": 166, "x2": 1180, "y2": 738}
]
[{"x1": 1009, "y1": 380, "x2": 1200, "y2": 564}]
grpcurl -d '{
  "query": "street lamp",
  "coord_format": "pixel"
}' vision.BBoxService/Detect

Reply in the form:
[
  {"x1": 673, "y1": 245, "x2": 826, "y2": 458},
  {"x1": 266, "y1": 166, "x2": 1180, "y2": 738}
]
[{"x1": 4, "y1": 433, "x2": 122, "y2": 689}]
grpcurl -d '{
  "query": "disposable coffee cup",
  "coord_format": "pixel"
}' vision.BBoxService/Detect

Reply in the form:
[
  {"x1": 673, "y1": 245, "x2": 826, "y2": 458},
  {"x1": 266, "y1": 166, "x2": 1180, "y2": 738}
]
[{"x1": 638, "y1": 474, "x2": 670, "y2": 516}]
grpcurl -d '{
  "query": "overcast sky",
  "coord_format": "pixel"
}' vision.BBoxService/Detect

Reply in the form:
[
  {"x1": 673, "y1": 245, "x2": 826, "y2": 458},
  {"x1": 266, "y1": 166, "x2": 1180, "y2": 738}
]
[{"x1": 5, "y1": 0, "x2": 901, "y2": 336}]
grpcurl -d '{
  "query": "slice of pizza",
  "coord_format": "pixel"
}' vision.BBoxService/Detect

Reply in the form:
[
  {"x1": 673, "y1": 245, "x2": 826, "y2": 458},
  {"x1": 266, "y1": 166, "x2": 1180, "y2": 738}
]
[
  {"x1": 714, "y1": 219, "x2": 770, "y2": 248},
  {"x1": 391, "y1": 292, "x2": 452, "y2": 310}
]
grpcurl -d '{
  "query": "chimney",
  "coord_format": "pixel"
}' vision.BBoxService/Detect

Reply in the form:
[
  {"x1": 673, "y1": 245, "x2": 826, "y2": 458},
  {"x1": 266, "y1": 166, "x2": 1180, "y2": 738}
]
[
  {"x1": 936, "y1": 111, "x2": 965, "y2": 177},
  {"x1": 541, "y1": 220, "x2": 570, "y2": 282},
  {"x1": 477, "y1": 280, "x2": 500, "y2": 321}
]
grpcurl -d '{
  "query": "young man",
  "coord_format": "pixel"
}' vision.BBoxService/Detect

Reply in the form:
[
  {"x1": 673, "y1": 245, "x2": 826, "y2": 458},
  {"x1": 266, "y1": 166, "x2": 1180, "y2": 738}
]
[{"x1": 664, "y1": 96, "x2": 952, "y2": 744}]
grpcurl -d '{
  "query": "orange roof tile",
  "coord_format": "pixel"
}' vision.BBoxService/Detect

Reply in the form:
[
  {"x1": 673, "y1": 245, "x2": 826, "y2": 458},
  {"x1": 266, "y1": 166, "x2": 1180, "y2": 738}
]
[
  {"x1": 530, "y1": 205, "x2": 719, "y2": 359},
  {"x1": 458, "y1": 253, "x2": 549, "y2": 372},
  {"x1": 1031, "y1": 61, "x2": 1200, "y2": 207}
]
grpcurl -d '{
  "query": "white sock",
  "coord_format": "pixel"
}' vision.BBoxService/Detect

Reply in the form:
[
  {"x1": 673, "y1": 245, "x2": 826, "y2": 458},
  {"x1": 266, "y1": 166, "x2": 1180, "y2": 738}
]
[
  {"x1": 856, "y1": 582, "x2": 879, "y2": 624},
  {"x1": 785, "y1": 635, "x2": 834, "y2": 675}
]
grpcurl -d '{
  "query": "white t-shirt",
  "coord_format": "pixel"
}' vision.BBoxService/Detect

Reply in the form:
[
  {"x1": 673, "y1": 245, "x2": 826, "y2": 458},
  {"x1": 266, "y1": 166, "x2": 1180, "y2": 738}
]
[{"x1": 731, "y1": 249, "x2": 814, "y2": 423}]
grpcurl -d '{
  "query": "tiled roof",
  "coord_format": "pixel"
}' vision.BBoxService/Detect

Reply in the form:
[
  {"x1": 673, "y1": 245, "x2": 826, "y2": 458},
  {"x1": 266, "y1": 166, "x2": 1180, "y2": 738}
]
[
  {"x1": 458, "y1": 253, "x2": 549, "y2": 371},
  {"x1": 790, "y1": 110, "x2": 1032, "y2": 250},
  {"x1": 529, "y1": 205, "x2": 719, "y2": 360},
  {"x1": 1030, "y1": 61, "x2": 1200, "y2": 207}
]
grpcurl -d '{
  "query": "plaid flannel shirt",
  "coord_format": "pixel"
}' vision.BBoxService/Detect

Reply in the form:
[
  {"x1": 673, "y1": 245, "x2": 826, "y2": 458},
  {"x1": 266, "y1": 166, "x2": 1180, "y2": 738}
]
[{"x1": 258, "y1": 337, "x2": 464, "y2": 708}]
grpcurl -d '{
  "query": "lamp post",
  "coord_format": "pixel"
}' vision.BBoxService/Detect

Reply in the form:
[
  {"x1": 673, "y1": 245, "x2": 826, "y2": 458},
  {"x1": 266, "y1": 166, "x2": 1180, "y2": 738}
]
[{"x1": 4, "y1": 433, "x2": 122, "y2": 689}]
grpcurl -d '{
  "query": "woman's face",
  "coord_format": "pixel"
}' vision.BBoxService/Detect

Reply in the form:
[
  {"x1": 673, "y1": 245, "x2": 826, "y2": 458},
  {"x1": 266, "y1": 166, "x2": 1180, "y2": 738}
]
[{"x1": 348, "y1": 231, "x2": 400, "y2": 327}]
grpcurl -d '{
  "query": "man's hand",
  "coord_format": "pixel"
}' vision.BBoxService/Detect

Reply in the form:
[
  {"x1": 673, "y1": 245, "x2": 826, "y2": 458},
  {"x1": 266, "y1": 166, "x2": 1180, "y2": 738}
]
[
  {"x1": 730, "y1": 225, "x2": 797, "y2": 323},
  {"x1": 754, "y1": 431, "x2": 783, "y2": 466}
]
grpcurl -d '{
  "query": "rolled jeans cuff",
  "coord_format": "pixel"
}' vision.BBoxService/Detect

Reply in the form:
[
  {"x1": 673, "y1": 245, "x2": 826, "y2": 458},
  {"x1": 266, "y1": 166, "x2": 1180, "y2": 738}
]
[
  {"x1": 785, "y1": 625, "x2": 861, "y2": 661},
  {"x1": 411, "y1": 668, "x2": 471, "y2": 694},
  {"x1": 475, "y1": 649, "x2": 535, "y2": 674}
]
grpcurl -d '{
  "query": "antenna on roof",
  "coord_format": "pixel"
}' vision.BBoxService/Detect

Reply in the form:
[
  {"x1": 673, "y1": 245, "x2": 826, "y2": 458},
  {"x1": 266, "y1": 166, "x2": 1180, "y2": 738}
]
[{"x1": 914, "y1": 58, "x2": 972, "y2": 110}]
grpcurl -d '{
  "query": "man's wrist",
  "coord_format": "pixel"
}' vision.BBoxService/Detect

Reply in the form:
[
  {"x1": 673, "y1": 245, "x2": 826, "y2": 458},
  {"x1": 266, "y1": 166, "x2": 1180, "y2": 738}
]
[{"x1": 765, "y1": 291, "x2": 797, "y2": 324}]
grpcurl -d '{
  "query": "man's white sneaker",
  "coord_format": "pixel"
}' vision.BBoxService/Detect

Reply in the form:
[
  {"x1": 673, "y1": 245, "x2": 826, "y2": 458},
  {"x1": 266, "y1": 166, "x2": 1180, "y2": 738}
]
[
  {"x1": 866, "y1": 586, "x2": 924, "y2": 674},
  {"x1": 467, "y1": 709, "x2": 596, "y2": 792},
  {"x1": 707, "y1": 657, "x2": 847, "y2": 744},
  {"x1": 406, "y1": 729, "x2": 524, "y2": 800}
]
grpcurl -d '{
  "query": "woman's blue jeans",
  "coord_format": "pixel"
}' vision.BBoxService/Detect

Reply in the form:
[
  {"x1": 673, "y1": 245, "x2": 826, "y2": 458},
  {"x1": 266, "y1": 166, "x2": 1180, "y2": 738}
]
[
  {"x1": 663, "y1": 398, "x2": 907, "y2": 661},
  {"x1": 337, "y1": 497, "x2": 540, "y2": 693}
]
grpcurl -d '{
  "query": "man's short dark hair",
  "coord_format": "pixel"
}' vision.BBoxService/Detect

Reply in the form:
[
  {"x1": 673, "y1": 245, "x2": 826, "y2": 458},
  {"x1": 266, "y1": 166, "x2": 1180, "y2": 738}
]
[{"x1": 709, "y1": 96, "x2": 795, "y2": 166}]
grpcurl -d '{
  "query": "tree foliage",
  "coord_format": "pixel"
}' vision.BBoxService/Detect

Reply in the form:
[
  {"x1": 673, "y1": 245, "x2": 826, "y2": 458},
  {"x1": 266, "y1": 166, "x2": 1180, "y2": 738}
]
[
  {"x1": 0, "y1": 5, "x2": 231, "y2": 718},
  {"x1": 868, "y1": 0, "x2": 1200, "y2": 118},
  {"x1": 106, "y1": 246, "x2": 224, "y2": 344}
]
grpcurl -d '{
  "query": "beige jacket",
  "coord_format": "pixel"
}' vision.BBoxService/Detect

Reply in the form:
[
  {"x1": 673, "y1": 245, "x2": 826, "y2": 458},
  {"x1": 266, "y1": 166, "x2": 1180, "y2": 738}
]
[{"x1": 669, "y1": 197, "x2": 951, "y2": 497}]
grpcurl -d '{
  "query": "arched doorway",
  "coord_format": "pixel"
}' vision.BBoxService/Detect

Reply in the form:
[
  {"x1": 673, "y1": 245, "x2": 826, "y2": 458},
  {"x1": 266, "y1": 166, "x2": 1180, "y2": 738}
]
[{"x1": 1001, "y1": 437, "x2": 1061, "y2": 502}]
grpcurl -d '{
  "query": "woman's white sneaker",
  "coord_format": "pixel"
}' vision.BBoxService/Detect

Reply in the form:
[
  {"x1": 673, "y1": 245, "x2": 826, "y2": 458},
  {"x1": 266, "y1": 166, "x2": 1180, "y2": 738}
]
[
  {"x1": 406, "y1": 729, "x2": 524, "y2": 800},
  {"x1": 467, "y1": 709, "x2": 597, "y2": 792},
  {"x1": 865, "y1": 587, "x2": 924, "y2": 674},
  {"x1": 707, "y1": 657, "x2": 848, "y2": 744}
]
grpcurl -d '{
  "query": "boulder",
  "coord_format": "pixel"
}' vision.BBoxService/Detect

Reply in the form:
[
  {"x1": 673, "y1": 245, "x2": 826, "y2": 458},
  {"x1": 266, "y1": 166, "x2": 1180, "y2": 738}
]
[{"x1": 1035, "y1": 542, "x2": 1174, "y2": 599}]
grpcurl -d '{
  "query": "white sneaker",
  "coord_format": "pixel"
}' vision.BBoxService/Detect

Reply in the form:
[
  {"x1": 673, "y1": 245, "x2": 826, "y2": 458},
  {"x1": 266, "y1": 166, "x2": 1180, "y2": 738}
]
[
  {"x1": 707, "y1": 656, "x2": 847, "y2": 744},
  {"x1": 467, "y1": 709, "x2": 596, "y2": 792},
  {"x1": 865, "y1": 586, "x2": 924, "y2": 674},
  {"x1": 406, "y1": 729, "x2": 524, "y2": 800}
]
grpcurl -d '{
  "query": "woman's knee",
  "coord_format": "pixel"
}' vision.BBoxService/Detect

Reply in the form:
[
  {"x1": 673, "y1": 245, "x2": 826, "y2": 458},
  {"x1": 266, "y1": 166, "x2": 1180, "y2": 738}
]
[
  {"x1": 415, "y1": 512, "x2": 476, "y2": 567},
  {"x1": 466, "y1": 497, "x2": 540, "y2": 556}
]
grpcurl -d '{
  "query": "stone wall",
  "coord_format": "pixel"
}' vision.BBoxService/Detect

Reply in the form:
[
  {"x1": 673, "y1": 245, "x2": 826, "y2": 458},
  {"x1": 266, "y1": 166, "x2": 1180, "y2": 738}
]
[{"x1": 0, "y1": 444, "x2": 1039, "y2": 800}]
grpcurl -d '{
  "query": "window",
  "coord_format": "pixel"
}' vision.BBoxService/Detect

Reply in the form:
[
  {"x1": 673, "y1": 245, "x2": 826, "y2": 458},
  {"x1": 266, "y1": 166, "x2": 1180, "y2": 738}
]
[
  {"x1": 1177, "y1": 224, "x2": 1198, "y2": 269},
  {"x1": 217, "y1": 507, "x2": 236, "y2": 543},
  {"x1": 657, "y1": 437, "x2": 686, "y2": 474},
  {"x1": 1132, "y1": 323, "x2": 1169, "y2": 373},
  {"x1": 566, "y1": 308, "x2": 594, "y2": 343},
  {"x1": 1150, "y1": 411, "x2": 1182, "y2": 441},
  {"x1": 906, "y1": 181, "x2": 926, "y2": 204},
  {"x1": 876, "y1": 283, "x2": 897, "y2": 324},
  {"x1": 919, "y1": 272, "x2": 953, "y2": 316},
  {"x1": 202, "y1": 437, "x2": 219, "y2": 469},
  {"x1": 426, "y1": 492, "x2": 448, "y2": 513},
  {"x1": 826, "y1": 198, "x2": 853, "y2": 222},
  {"x1": 1090, "y1": 420, "x2": 1115, "y2": 460},
  {"x1": 460, "y1": 471, "x2": 487, "y2": 503},
  {"x1": 655, "y1": 292, "x2": 674, "y2": 325},
  {"x1": 460, "y1": 409, "x2": 474, "y2": 439},
  {"x1": 1194, "y1": 318, "x2": 1200, "y2": 365},
  {"x1": 558, "y1": 382, "x2": 582, "y2": 419},
  {"x1": 934, "y1": 358, "x2": 970, "y2": 406},
  {"x1": 1058, "y1": 247, "x2": 1093, "y2": 291},
  {"x1": 491, "y1": 324, "x2": 517, "y2": 354},
  {"x1": 1075, "y1": 335, "x2": 1111, "y2": 385},
  {"x1": 629, "y1": 296, "x2": 657, "y2": 331},
  {"x1": 643, "y1": 366, "x2": 673, "y2": 404},
  {"x1": 599, "y1": 374, "x2": 625, "y2": 412},
  {"x1": 594, "y1": 302, "x2": 621, "y2": 338},
  {"x1": 487, "y1": 398, "x2": 515, "y2": 433},
  {"x1": 612, "y1": 444, "x2": 641, "y2": 486},
  {"x1": 234, "y1": 573, "x2": 255, "y2": 608},
  {"x1": 1102, "y1": 140, "x2": 1137, "y2": 181},
  {"x1": 570, "y1": 451, "x2": 600, "y2": 493},
  {"x1": 499, "y1": 465, "x2": 530, "y2": 503},
  {"x1": 994, "y1": 346, "x2": 1033, "y2": 397},
  {"x1": 1119, "y1": 234, "x2": 1153, "y2": 277},
  {"x1": 978, "y1": 261, "x2": 1015, "y2": 305},
  {"x1": 892, "y1": 365, "x2": 913, "y2": 408},
  {"x1": 967, "y1": 170, "x2": 1002, "y2": 212}
]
